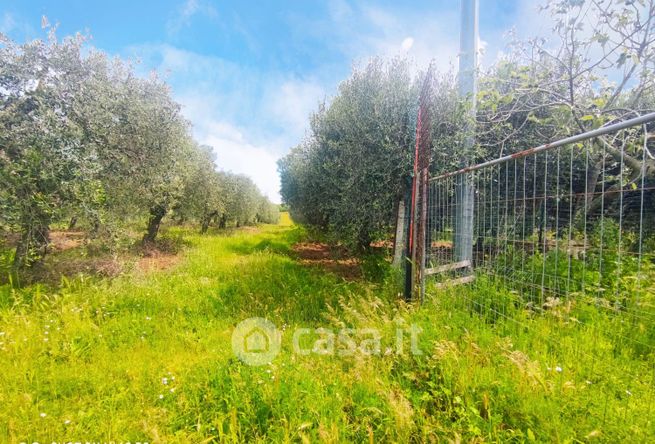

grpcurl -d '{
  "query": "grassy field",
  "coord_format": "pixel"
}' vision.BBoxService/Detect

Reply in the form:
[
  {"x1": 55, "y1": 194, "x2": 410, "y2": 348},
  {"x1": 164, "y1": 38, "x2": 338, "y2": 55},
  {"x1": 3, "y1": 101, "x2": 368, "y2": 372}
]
[{"x1": 0, "y1": 215, "x2": 653, "y2": 442}]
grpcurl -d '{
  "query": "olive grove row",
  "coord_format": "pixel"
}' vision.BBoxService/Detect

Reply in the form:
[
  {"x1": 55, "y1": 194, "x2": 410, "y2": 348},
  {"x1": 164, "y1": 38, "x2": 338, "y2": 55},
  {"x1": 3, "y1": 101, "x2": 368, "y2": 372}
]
[{"x1": 0, "y1": 30, "x2": 278, "y2": 268}]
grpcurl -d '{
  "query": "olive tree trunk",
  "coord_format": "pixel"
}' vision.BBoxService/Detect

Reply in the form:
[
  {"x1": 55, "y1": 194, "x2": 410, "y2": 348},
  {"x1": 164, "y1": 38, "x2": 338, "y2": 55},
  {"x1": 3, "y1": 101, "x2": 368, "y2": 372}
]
[
  {"x1": 143, "y1": 205, "x2": 166, "y2": 244},
  {"x1": 13, "y1": 222, "x2": 50, "y2": 269},
  {"x1": 200, "y1": 210, "x2": 218, "y2": 234}
]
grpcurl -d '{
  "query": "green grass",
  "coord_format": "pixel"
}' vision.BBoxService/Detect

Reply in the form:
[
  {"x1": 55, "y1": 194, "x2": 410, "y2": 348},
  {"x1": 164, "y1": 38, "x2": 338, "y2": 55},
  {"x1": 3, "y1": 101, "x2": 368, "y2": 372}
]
[{"x1": 0, "y1": 219, "x2": 653, "y2": 442}]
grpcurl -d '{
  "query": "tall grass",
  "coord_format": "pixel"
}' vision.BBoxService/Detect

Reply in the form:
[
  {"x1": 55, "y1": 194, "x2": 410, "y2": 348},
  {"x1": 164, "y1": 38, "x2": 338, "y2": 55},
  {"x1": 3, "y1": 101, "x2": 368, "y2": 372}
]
[{"x1": 0, "y1": 220, "x2": 652, "y2": 442}]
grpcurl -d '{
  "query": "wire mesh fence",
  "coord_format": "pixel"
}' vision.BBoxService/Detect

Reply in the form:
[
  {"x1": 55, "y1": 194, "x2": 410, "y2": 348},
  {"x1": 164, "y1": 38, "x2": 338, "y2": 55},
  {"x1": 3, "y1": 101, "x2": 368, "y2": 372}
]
[{"x1": 421, "y1": 113, "x2": 655, "y2": 433}]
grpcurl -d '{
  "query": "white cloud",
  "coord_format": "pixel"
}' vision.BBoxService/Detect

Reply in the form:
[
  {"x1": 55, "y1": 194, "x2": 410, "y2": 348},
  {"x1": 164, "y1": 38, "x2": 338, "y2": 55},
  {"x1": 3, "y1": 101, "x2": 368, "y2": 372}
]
[
  {"x1": 0, "y1": 12, "x2": 34, "y2": 36},
  {"x1": 401, "y1": 37, "x2": 414, "y2": 52},
  {"x1": 130, "y1": 0, "x2": 592, "y2": 204},
  {"x1": 126, "y1": 44, "x2": 327, "y2": 203},
  {"x1": 265, "y1": 79, "x2": 325, "y2": 142},
  {"x1": 201, "y1": 122, "x2": 282, "y2": 203},
  {"x1": 328, "y1": 0, "x2": 353, "y2": 22},
  {"x1": 513, "y1": 0, "x2": 554, "y2": 39},
  {"x1": 288, "y1": 0, "x2": 569, "y2": 76},
  {"x1": 175, "y1": 90, "x2": 284, "y2": 202},
  {"x1": 478, "y1": 38, "x2": 488, "y2": 56},
  {"x1": 166, "y1": 0, "x2": 218, "y2": 36},
  {"x1": 181, "y1": 0, "x2": 200, "y2": 16},
  {"x1": 291, "y1": 3, "x2": 461, "y2": 73},
  {"x1": 186, "y1": 77, "x2": 323, "y2": 202},
  {"x1": 0, "y1": 13, "x2": 16, "y2": 34}
]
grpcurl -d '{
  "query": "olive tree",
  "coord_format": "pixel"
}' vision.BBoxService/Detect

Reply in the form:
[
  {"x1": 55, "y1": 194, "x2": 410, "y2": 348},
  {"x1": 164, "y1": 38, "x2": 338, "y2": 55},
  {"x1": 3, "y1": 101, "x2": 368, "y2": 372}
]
[
  {"x1": 0, "y1": 31, "x2": 103, "y2": 267},
  {"x1": 278, "y1": 59, "x2": 465, "y2": 250},
  {"x1": 174, "y1": 144, "x2": 226, "y2": 233}
]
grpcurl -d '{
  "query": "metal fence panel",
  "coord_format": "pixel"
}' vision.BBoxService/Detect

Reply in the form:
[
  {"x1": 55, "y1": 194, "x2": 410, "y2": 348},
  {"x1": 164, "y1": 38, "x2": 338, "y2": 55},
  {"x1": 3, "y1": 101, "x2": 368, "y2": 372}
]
[{"x1": 422, "y1": 114, "x2": 655, "y2": 431}]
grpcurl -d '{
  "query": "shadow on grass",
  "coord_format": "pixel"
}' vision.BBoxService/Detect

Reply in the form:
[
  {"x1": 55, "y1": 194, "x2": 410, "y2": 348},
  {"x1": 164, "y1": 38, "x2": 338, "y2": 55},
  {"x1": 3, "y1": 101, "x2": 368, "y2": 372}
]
[
  {"x1": 202, "y1": 226, "x2": 398, "y2": 323},
  {"x1": 200, "y1": 250, "x2": 362, "y2": 324},
  {"x1": 224, "y1": 226, "x2": 305, "y2": 257},
  {"x1": 224, "y1": 225, "x2": 395, "y2": 284},
  {"x1": 0, "y1": 228, "x2": 193, "y2": 291}
]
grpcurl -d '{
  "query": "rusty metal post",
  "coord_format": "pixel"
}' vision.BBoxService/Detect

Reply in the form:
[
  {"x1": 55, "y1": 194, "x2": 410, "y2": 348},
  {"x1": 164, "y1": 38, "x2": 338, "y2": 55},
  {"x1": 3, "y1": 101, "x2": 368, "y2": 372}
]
[
  {"x1": 407, "y1": 66, "x2": 434, "y2": 302},
  {"x1": 418, "y1": 167, "x2": 429, "y2": 302}
]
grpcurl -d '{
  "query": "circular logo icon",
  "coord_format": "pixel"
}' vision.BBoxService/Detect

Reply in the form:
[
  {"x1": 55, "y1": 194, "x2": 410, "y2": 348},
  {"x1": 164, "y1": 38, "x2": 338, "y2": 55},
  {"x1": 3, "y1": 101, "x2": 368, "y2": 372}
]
[{"x1": 231, "y1": 317, "x2": 281, "y2": 366}]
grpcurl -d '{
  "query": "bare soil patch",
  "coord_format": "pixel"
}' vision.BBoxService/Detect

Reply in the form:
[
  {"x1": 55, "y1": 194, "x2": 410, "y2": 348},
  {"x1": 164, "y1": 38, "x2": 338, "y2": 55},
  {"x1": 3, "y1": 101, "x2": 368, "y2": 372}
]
[
  {"x1": 49, "y1": 230, "x2": 85, "y2": 251},
  {"x1": 370, "y1": 240, "x2": 393, "y2": 249},
  {"x1": 136, "y1": 243, "x2": 181, "y2": 273},
  {"x1": 239, "y1": 226, "x2": 261, "y2": 233},
  {"x1": 292, "y1": 242, "x2": 361, "y2": 280}
]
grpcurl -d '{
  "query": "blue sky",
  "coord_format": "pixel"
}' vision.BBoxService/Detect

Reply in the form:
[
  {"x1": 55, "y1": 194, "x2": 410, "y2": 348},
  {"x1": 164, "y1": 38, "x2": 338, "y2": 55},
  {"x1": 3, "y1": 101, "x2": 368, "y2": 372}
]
[{"x1": 0, "y1": 0, "x2": 552, "y2": 202}]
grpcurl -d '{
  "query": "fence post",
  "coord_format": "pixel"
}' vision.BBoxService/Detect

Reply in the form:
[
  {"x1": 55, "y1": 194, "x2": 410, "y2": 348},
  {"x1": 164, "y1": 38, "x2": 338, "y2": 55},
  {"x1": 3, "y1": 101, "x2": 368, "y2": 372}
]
[
  {"x1": 454, "y1": 0, "x2": 477, "y2": 266},
  {"x1": 403, "y1": 175, "x2": 413, "y2": 301},
  {"x1": 454, "y1": 173, "x2": 474, "y2": 265},
  {"x1": 418, "y1": 168, "x2": 429, "y2": 302},
  {"x1": 392, "y1": 198, "x2": 406, "y2": 268}
]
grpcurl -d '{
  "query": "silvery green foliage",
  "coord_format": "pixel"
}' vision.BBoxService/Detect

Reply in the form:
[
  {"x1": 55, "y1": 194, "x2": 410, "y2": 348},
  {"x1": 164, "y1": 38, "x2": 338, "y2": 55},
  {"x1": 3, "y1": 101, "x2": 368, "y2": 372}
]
[
  {"x1": 279, "y1": 0, "x2": 655, "y2": 250},
  {"x1": 279, "y1": 58, "x2": 414, "y2": 250},
  {"x1": 278, "y1": 58, "x2": 465, "y2": 250},
  {"x1": 256, "y1": 195, "x2": 280, "y2": 224},
  {"x1": 0, "y1": 30, "x2": 101, "y2": 266},
  {"x1": 0, "y1": 29, "x2": 276, "y2": 266}
]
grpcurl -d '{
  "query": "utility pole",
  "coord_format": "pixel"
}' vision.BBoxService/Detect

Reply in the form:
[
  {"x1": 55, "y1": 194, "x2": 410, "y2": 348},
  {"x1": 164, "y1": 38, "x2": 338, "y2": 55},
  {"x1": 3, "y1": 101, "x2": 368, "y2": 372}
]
[{"x1": 454, "y1": 0, "x2": 477, "y2": 267}]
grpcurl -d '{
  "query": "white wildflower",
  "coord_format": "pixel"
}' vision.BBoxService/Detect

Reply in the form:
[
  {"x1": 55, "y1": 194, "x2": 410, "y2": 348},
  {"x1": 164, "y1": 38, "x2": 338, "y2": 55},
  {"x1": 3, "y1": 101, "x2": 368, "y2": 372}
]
[
  {"x1": 555, "y1": 366, "x2": 562, "y2": 373},
  {"x1": 40, "y1": 413, "x2": 47, "y2": 418}
]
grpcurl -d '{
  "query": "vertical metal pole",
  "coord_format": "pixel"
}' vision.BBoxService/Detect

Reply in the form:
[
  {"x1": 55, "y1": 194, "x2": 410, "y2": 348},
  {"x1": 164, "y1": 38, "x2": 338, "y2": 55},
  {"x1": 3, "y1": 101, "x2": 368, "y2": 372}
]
[
  {"x1": 403, "y1": 176, "x2": 413, "y2": 301},
  {"x1": 392, "y1": 198, "x2": 406, "y2": 268},
  {"x1": 419, "y1": 168, "x2": 428, "y2": 302},
  {"x1": 408, "y1": 108, "x2": 422, "y2": 301},
  {"x1": 454, "y1": 0, "x2": 477, "y2": 266}
]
